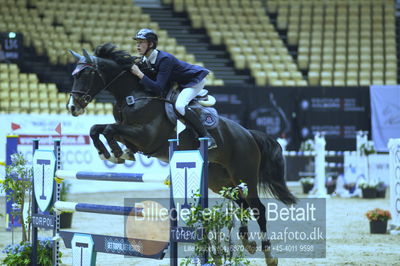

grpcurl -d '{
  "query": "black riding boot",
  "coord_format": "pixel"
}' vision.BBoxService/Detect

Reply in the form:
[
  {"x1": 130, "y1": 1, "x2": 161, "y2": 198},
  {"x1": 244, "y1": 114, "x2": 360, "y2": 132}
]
[{"x1": 183, "y1": 106, "x2": 217, "y2": 149}]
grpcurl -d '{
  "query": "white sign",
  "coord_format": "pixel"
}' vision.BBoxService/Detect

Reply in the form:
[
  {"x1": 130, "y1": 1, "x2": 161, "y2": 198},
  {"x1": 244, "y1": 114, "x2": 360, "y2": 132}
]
[
  {"x1": 368, "y1": 154, "x2": 390, "y2": 184},
  {"x1": 71, "y1": 234, "x2": 96, "y2": 266},
  {"x1": 33, "y1": 150, "x2": 56, "y2": 212},
  {"x1": 344, "y1": 152, "x2": 390, "y2": 185},
  {"x1": 344, "y1": 151, "x2": 358, "y2": 184},
  {"x1": 388, "y1": 139, "x2": 400, "y2": 229},
  {"x1": 170, "y1": 150, "x2": 204, "y2": 209}
]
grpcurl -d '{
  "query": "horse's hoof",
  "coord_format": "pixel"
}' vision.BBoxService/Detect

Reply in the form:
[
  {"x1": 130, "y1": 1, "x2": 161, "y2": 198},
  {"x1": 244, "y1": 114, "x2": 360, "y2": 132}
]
[
  {"x1": 266, "y1": 257, "x2": 278, "y2": 266},
  {"x1": 242, "y1": 240, "x2": 257, "y2": 254},
  {"x1": 120, "y1": 149, "x2": 135, "y2": 161},
  {"x1": 100, "y1": 154, "x2": 125, "y2": 164},
  {"x1": 111, "y1": 149, "x2": 123, "y2": 158},
  {"x1": 112, "y1": 158, "x2": 125, "y2": 164},
  {"x1": 264, "y1": 249, "x2": 278, "y2": 266}
]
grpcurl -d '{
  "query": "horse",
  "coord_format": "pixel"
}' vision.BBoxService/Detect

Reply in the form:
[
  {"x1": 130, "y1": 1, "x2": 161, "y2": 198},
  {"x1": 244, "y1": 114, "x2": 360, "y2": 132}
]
[{"x1": 67, "y1": 43, "x2": 297, "y2": 265}]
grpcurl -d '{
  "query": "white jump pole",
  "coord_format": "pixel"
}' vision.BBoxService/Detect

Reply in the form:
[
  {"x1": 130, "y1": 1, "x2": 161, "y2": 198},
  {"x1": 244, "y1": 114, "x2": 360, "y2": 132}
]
[
  {"x1": 55, "y1": 170, "x2": 167, "y2": 183},
  {"x1": 309, "y1": 132, "x2": 328, "y2": 198},
  {"x1": 388, "y1": 138, "x2": 400, "y2": 235}
]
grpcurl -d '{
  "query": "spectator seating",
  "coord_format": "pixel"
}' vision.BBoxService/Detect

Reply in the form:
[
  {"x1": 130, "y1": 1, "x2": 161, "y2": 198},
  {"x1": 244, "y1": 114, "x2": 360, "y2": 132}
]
[
  {"x1": 167, "y1": 0, "x2": 308, "y2": 86},
  {"x1": 167, "y1": 0, "x2": 397, "y2": 86},
  {"x1": 0, "y1": 62, "x2": 113, "y2": 114},
  {"x1": 270, "y1": 0, "x2": 397, "y2": 86},
  {"x1": 0, "y1": 0, "x2": 397, "y2": 89},
  {"x1": 0, "y1": 0, "x2": 222, "y2": 86}
]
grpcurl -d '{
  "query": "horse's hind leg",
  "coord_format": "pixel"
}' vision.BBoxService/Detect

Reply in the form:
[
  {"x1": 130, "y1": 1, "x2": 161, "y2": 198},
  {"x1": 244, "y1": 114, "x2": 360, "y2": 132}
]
[
  {"x1": 245, "y1": 195, "x2": 278, "y2": 266},
  {"x1": 234, "y1": 197, "x2": 257, "y2": 254},
  {"x1": 229, "y1": 154, "x2": 278, "y2": 265},
  {"x1": 207, "y1": 164, "x2": 259, "y2": 254}
]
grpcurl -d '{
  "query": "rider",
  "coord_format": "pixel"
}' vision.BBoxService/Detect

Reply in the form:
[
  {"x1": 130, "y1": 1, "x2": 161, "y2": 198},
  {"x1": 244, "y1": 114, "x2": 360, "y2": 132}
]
[{"x1": 130, "y1": 28, "x2": 216, "y2": 149}]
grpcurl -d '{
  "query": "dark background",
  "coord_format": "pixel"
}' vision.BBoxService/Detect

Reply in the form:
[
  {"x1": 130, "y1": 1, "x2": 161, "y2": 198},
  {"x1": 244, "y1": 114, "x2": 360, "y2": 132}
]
[{"x1": 208, "y1": 85, "x2": 370, "y2": 151}]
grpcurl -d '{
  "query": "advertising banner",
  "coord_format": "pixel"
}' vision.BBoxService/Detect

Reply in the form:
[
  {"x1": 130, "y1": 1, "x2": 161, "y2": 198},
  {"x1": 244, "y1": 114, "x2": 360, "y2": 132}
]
[
  {"x1": 0, "y1": 32, "x2": 23, "y2": 62},
  {"x1": 207, "y1": 85, "x2": 251, "y2": 126},
  {"x1": 370, "y1": 85, "x2": 400, "y2": 152},
  {"x1": 296, "y1": 86, "x2": 370, "y2": 150},
  {"x1": 208, "y1": 86, "x2": 370, "y2": 151},
  {"x1": 247, "y1": 86, "x2": 298, "y2": 149}
]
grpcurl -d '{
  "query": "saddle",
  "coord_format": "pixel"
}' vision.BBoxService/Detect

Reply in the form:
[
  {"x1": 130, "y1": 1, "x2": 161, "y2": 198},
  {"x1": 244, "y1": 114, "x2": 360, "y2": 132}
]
[{"x1": 165, "y1": 88, "x2": 219, "y2": 129}]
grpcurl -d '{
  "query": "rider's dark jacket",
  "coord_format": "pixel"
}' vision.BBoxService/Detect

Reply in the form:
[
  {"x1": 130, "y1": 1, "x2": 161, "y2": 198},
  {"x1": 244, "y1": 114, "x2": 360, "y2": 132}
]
[{"x1": 139, "y1": 50, "x2": 209, "y2": 94}]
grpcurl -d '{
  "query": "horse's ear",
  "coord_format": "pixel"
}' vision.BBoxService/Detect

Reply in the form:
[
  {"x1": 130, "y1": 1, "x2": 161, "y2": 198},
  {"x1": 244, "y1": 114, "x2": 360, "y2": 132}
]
[
  {"x1": 69, "y1": 50, "x2": 83, "y2": 61},
  {"x1": 82, "y1": 49, "x2": 93, "y2": 64}
]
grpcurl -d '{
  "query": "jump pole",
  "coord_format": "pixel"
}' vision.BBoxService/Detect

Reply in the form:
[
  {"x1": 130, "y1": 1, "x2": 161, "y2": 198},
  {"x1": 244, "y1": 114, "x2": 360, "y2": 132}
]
[
  {"x1": 53, "y1": 201, "x2": 169, "y2": 218},
  {"x1": 55, "y1": 170, "x2": 167, "y2": 183}
]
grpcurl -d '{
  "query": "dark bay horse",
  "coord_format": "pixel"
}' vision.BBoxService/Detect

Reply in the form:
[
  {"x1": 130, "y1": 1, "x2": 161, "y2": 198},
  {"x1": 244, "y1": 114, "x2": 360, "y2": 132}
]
[{"x1": 67, "y1": 43, "x2": 296, "y2": 265}]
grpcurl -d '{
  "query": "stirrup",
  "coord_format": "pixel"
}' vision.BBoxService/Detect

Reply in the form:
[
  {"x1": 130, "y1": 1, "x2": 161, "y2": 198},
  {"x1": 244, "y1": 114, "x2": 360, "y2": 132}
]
[{"x1": 207, "y1": 135, "x2": 217, "y2": 150}]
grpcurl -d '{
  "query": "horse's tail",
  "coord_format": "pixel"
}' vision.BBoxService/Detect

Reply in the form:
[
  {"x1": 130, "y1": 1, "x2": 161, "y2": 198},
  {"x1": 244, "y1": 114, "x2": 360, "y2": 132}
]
[{"x1": 250, "y1": 130, "x2": 297, "y2": 205}]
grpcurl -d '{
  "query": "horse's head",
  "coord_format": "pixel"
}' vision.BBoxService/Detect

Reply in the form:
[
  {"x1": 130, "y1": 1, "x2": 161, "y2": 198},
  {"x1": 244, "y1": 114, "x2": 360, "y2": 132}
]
[
  {"x1": 68, "y1": 43, "x2": 143, "y2": 116},
  {"x1": 67, "y1": 49, "x2": 108, "y2": 116}
]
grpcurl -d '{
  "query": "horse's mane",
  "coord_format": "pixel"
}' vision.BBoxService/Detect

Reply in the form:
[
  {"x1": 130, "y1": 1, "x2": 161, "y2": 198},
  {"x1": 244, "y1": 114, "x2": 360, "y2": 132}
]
[{"x1": 94, "y1": 43, "x2": 135, "y2": 68}]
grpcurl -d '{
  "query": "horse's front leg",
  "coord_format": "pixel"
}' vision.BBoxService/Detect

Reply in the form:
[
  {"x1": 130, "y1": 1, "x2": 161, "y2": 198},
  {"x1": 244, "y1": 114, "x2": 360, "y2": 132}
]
[
  {"x1": 90, "y1": 124, "x2": 126, "y2": 164},
  {"x1": 90, "y1": 124, "x2": 110, "y2": 158},
  {"x1": 102, "y1": 124, "x2": 142, "y2": 161}
]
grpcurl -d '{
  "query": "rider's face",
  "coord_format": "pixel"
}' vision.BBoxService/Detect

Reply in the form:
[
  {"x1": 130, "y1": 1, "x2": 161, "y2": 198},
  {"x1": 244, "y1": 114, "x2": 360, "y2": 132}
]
[{"x1": 136, "y1": 39, "x2": 151, "y2": 56}]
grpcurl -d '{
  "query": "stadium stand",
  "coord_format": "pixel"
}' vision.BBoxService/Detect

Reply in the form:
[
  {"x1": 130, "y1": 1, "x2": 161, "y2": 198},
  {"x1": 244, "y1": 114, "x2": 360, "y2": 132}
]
[
  {"x1": 141, "y1": 7, "x2": 249, "y2": 85},
  {"x1": 0, "y1": 62, "x2": 112, "y2": 114},
  {"x1": 0, "y1": 0, "x2": 222, "y2": 89},
  {"x1": 269, "y1": 0, "x2": 397, "y2": 86},
  {"x1": 166, "y1": 0, "x2": 308, "y2": 86},
  {"x1": 162, "y1": 0, "x2": 398, "y2": 86}
]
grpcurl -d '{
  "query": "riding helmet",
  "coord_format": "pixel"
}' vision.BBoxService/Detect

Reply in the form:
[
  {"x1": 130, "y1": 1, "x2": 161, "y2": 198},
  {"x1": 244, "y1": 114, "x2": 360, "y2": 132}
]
[{"x1": 133, "y1": 28, "x2": 158, "y2": 49}]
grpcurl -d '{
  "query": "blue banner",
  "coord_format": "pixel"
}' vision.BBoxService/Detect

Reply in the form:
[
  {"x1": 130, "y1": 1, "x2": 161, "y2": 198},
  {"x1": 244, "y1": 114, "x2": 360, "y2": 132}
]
[{"x1": 370, "y1": 85, "x2": 400, "y2": 152}]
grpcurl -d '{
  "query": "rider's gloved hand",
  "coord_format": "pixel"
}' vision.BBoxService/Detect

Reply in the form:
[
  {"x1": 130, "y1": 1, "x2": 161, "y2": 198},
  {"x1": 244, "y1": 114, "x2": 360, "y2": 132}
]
[{"x1": 131, "y1": 64, "x2": 144, "y2": 79}]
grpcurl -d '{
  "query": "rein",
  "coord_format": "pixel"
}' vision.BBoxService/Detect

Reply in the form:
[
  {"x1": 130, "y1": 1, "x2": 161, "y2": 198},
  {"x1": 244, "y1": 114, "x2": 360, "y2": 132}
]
[
  {"x1": 131, "y1": 96, "x2": 173, "y2": 105},
  {"x1": 103, "y1": 70, "x2": 127, "y2": 91},
  {"x1": 73, "y1": 60, "x2": 175, "y2": 108}
]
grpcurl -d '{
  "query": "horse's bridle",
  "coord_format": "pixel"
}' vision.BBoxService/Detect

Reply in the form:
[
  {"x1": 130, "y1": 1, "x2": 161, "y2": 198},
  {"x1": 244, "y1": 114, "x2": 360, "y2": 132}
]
[{"x1": 71, "y1": 59, "x2": 127, "y2": 107}]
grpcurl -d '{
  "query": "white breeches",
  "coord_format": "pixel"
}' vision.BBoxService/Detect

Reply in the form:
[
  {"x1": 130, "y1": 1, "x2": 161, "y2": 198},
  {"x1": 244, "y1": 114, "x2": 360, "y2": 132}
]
[{"x1": 175, "y1": 78, "x2": 206, "y2": 116}]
